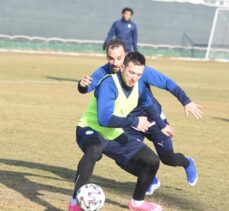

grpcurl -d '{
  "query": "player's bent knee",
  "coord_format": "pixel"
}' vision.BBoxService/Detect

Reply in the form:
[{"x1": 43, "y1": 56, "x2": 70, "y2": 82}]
[
  {"x1": 86, "y1": 145, "x2": 103, "y2": 161},
  {"x1": 149, "y1": 156, "x2": 160, "y2": 170},
  {"x1": 144, "y1": 153, "x2": 160, "y2": 170}
]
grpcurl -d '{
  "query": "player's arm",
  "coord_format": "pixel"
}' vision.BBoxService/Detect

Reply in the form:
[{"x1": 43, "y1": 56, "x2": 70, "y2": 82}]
[
  {"x1": 132, "y1": 24, "x2": 138, "y2": 51},
  {"x1": 142, "y1": 67, "x2": 203, "y2": 119},
  {"x1": 95, "y1": 77, "x2": 139, "y2": 128},
  {"x1": 103, "y1": 22, "x2": 116, "y2": 50},
  {"x1": 78, "y1": 67, "x2": 107, "y2": 94},
  {"x1": 139, "y1": 84, "x2": 174, "y2": 137}
]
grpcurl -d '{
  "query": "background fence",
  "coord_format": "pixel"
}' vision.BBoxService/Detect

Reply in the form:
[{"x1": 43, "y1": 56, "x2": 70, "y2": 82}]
[{"x1": 0, "y1": 0, "x2": 228, "y2": 59}]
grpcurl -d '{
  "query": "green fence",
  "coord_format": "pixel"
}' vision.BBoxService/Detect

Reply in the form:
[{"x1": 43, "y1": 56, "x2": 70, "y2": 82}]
[{"x1": 0, "y1": 37, "x2": 207, "y2": 58}]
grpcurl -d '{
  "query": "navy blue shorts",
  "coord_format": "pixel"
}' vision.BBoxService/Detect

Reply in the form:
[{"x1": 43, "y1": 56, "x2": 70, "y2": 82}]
[
  {"x1": 76, "y1": 126, "x2": 146, "y2": 166},
  {"x1": 124, "y1": 119, "x2": 174, "y2": 154}
]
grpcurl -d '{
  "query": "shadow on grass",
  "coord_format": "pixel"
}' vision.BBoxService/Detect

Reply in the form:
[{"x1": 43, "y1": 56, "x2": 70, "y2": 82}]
[
  {"x1": 0, "y1": 159, "x2": 204, "y2": 210},
  {"x1": 212, "y1": 117, "x2": 229, "y2": 122},
  {"x1": 155, "y1": 190, "x2": 205, "y2": 211},
  {"x1": 0, "y1": 159, "x2": 129, "y2": 210},
  {"x1": 46, "y1": 76, "x2": 79, "y2": 83}
]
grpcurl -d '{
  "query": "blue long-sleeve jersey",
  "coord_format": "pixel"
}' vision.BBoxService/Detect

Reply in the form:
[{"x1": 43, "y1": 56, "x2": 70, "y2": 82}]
[
  {"x1": 105, "y1": 19, "x2": 138, "y2": 52},
  {"x1": 78, "y1": 63, "x2": 191, "y2": 118},
  {"x1": 95, "y1": 73, "x2": 166, "y2": 129}
]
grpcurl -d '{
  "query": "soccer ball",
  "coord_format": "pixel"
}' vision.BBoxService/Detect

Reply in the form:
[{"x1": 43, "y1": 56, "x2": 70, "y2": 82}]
[{"x1": 76, "y1": 184, "x2": 105, "y2": 211}]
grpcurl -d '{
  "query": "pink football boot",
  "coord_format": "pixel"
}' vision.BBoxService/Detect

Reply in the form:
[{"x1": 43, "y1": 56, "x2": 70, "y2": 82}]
[{"x1": 128, "y1": 200, "x2": 163, "y2": 211}]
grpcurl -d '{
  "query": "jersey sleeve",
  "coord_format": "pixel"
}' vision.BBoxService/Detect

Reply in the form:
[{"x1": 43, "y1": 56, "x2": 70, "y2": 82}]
[
  {"x1": 95, "y1": 77, "x2": 138, "y2": 128},
  {"x1": 78, "y1": 66, "x2": 108, "y2": 93},
  {"x1": 105, "y1": 22, "x2": 116, "y2": 42},
  {"x1": 132, "y1": 24, "x2": 138, "y2": 51},
  {"x1": 142, "y1": 66, "x2": 191, "y2": 105}
]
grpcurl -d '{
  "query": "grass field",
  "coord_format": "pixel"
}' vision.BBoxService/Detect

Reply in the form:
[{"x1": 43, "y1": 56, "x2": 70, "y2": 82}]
[{"x1": 0, "y1": 53, "x2": 229, "y2": 211}]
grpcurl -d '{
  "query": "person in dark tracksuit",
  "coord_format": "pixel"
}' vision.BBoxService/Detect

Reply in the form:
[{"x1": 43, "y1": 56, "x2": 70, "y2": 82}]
[
  {"x1": 103, "y1": 7, "x2": 138, "y2": 52},
  {"x1": 78, "y1": 39, "x2": 202, "y2": 196},
  {"x1": 69, "y1": 52, "x2": 165, "y2": 211}
]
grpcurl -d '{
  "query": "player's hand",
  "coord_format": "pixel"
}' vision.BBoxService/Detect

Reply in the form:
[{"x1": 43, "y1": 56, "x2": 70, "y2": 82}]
[
  {"x1": 137, "y1": 116, "x2": 150, "y2": 132},
  {"x1": 184, "y1": 102, "x2": 203, "y2": 119},
  {"x1": 79, "y1": 75, "x2": 92, "y2": 88},
  {"x1": 161, "y1": 125, "x2": 174, "y2": 137}
]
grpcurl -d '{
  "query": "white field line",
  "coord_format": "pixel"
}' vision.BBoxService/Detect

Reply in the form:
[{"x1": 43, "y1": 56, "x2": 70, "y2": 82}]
[
  {"x1": 1, "y1": 48, "x2": 228, "y2": 63},
  {"x1": 0, "y1": 80, "x2": 228, "y2": 90},
  {"x1": 0, "y1": 48, "x2": 105, "y2": 57},
  {"x1": 0, "y1": 80, "x2": 77, "y2": 84}
]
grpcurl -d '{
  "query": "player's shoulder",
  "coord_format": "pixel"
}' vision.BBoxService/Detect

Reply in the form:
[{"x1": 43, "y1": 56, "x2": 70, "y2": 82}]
[
  {"x1": 98, "y1": 74, "x2": 114, "y2": 88},
  {"x1": 95, "y1": 75, "x2": 117, "y2": 96},
  {"x1": 143, "y1": 65, "x2": 157, "y2": 74},
  {"x1": 141, "y1": 66, "x2": 158, "y2": 82},
  {"x1": 94, "y1": 64, "x2": 110, "y2": 75},
  {"x1": 113, "y1": 19, "x2": 121, "y2": 25}
]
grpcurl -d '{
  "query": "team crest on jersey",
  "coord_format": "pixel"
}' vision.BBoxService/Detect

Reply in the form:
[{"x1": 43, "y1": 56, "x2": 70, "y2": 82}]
[{"x1": 128, "y1": 24, "x2": 132, "y2": 28}]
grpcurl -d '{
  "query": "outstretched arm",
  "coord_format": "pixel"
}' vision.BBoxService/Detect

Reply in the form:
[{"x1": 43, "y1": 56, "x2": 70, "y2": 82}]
[{"x1": 142, "y1": 66, "x2": 203, "y2": 119}]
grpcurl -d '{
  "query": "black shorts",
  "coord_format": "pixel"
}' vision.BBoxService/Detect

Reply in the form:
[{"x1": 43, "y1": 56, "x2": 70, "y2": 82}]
[{"x1": 76, "y1": 126, "x2": 146, "y2": 166}]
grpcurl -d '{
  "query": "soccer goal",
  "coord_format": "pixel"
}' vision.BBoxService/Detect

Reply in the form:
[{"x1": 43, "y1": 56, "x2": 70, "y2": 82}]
[{"x1": 205, "y1": 8, "x2": 229, "y2": 61}]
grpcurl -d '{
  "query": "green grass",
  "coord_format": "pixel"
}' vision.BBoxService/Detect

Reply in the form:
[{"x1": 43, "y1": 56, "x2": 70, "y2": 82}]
[{"x1": 0, "y1": 53, "x2": 229, "y2": 211}]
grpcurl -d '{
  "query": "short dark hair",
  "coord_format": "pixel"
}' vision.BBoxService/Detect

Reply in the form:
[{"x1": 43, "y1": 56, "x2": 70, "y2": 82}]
[
  {"x1": 106, "y1": 39, "x2": 126, "y2": 53},
  {"x1": 122, "y1": 7, "x2": 134, "y2": 15},
  {"x1": 124, "y1": 51, "x2": 146, "y2": 66}
]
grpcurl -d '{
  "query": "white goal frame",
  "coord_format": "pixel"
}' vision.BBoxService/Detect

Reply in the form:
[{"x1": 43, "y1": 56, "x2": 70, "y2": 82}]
[{"x1": 205, "y1": 8, "x2": 229, "y2": 60}]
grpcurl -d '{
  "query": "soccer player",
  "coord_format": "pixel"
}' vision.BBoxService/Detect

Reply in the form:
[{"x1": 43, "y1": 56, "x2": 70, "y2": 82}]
[
  {"x1": 69, "y1": 52, "x2": 168, "y2": 211},
  {"x1": 78, "y1": 39, "x2": 203, "y2": 195},
  {"x1": 103, "y1": 7, "x2": 138, "y2": 52}
]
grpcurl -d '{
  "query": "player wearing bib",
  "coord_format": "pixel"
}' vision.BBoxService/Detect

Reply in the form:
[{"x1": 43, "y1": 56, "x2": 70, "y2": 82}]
[
  {"x1": 78, "y1": 40, "x2": 202, "y2": 195},
  {"x1": 69, "y1": 52, "x2": 164, "y2": 211}
]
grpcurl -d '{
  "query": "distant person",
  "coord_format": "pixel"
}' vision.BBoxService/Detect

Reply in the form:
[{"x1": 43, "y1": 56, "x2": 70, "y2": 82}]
[{"x1": 103, "y1": 7, "x2": 138, "y2": 52}]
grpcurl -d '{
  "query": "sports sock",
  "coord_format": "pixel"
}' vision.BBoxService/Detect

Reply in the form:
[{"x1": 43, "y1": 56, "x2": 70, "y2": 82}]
[
  {"x1": 71, "y1": 198, "x2": 77, "y2": 205},
  {"x1": 131, "y1": 198, "x2": 144, "y2": 206}
]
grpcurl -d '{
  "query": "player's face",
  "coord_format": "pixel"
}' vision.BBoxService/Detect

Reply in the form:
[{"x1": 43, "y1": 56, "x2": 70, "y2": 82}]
[
  {"x1": 122, "y1": 11, "x2": 132, "y2": 21},
  {"x1": 107, "y1": 46, "x2": 126, "y2": 73},
  {"x1": 122, "y1": 62, "x2": 144, "y2": 87}
]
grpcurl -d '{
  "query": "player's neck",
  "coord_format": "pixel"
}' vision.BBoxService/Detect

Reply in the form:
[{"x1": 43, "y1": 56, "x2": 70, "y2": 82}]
[{"x1": 121, "y1": 18, "x2": 131, "y2": 22}]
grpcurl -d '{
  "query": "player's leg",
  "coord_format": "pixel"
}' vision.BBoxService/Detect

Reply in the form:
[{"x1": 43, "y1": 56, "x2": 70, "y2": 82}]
[
  {"x1": 128, "y1": 146, "x2": 159, "y2": 198},
  {"x1": 127, "y1": 146, "x2": 162, "y2": 211},
  {"x1": 148, "y1": 123, "x2": 198, "y2": 187},
  {"x1": 120, "y1": 128, "x2": 160, "y2": 195},
  {"x1": 104, "y1": 136, "x2": 162, "y2": 211},
  {"x1": 69, "y1": 127, "x2": 105, "y2": 211},
  {"x1": 150, "y1": 135, "x2": 189, "y2": 168}
]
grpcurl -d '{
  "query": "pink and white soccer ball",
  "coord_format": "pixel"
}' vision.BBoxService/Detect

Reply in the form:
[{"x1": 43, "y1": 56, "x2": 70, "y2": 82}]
[{"x1": 76, "y1": 184, "x2": 105, "y2": 211}]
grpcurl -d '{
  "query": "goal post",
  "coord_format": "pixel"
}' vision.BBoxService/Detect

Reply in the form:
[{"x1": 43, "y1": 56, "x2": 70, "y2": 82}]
[{"x1": 205, "y1": 8, "x2": 229, "y2": 61}]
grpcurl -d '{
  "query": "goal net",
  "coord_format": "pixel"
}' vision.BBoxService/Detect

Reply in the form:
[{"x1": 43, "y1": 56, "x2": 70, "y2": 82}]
[{"x1": 205, "y1": 8, "x2": 229, "y2": 61}]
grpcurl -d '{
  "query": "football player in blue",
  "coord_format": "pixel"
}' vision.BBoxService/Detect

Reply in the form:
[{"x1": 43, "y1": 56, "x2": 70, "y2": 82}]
[
  {"x1": 69, "y1": 52, "x2": 168, "y2": 211},
  {"x1": 78, "y1": 39, "x2": 203, "y2": 195},
  {"x1": 103, "y1": 7, "x2": 138, "y2": 52}
]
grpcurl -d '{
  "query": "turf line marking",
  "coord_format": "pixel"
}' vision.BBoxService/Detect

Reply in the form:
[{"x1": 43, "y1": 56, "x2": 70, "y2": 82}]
[{"x1": 0, "y1": 80, "x2": 76, "y2": 84}]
